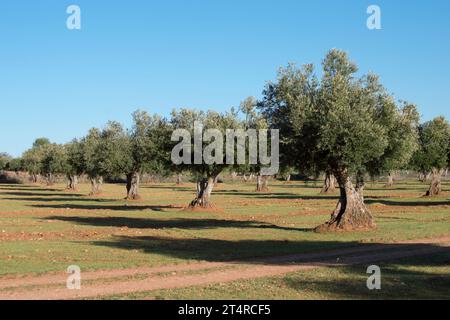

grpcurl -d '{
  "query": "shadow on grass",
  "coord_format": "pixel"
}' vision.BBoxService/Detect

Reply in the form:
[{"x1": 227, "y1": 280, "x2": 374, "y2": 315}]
[
  {"x1": 141, "y1": 185, "x2": 193, "y2": 192},
  {"x1": 88, "y1": 235, "x2": 450, "y2": 268},
  {"x1": 366, "y1": 199, "x2": 450, "y2": 207},
  {"x1": 33, "y1": 204, "x2": 175, "y2": 211},
  {"x1": 282, "y1": 252, "x2": 450, "y2": 299},
  {"x1": 5, "y1": 197, "x2": 112, "y2": 203},
  {"x1": 45, "y1": 215, "x2": 310, "y2": 232},
  {"x1": 213, "y1": 191, "x2": 339, "y2": 200},
  {"x1": 1, "y1": 190, "x2": 82, "y2": 197}
]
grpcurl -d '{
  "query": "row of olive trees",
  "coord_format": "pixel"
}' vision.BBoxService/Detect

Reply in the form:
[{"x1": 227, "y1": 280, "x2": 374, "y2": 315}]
[
  {"x1": 1, "y1": 109, "x2": 254, "y2": 207},
  {"x1": 1, "y1": 49, "x2": 449, "y2": 231}
]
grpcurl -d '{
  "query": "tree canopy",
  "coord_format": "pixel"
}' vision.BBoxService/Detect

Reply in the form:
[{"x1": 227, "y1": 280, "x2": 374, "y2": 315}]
[
  {"x1": 259, "y1": 49, "x2": 420, "y2": 231},
  {"x1": 410, "y1": 116, "x2": 450, "y2": 196}
]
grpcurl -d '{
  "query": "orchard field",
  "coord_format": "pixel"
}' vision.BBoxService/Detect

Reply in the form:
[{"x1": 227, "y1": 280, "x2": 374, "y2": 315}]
[{"x1": 0, "y1": 179, "x2": 449, "y2": 300}]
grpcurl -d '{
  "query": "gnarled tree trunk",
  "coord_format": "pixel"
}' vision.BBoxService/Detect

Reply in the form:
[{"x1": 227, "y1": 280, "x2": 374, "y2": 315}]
[
  {"x1": 355, "y1": 171, "x2": 365, "y2": 199},
  {"x1": 285, "y1": 174, "x2": 291, "y2": 183},
  {"x1": 176, "y1": 173, "x2": 183, "y2": 185},
  {"x1": 320, "y1": 172, "x2": 336, "y2": 194},
  {"x1": 385, "y1": 172, "x2": 394, "y2": 187},
  {"x1": 231, "y1": 171, "x2": 238, "y2": 183},
  {"x1": 46, "y1": 173, "x2": 54, "y2": 186},
  {"x1": 425, "y1": 169, "x2": 442, "y2": 197},
  {"x1": 126, "y1": 172, "x2": 141, "y2": 200},
  {"x1": 31, "y1": 174, "x2": 38, "y2": 183},
  {"x1": 66, "y1": 175, "x2": 78, "y2": 191},
  {"x1": 315, "y1": 170, "x2": 375, "y2": 232},
  {"x1": 190, "y1": 177, "x2": 216, "y2": 208},
  {"x1": 89, "y1": 176, "x2": 103, "y2": 196},
  {"x1": 256, "y1": 175, "x2": 270, "y2": 192}
]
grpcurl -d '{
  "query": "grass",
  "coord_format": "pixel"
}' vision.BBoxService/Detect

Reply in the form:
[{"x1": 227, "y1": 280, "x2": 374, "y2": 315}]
[
  {"x1": 0, "y1": 179, "x2": 449, "y2": 299},
  {"x1": 108, "y1": 252, "x2": 450, "y2": 300}
]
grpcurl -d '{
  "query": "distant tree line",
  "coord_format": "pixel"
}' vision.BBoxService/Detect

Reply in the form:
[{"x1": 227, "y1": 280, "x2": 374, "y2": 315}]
[{"x1": 1, "y1": 49, "x2": 449, "y2": 232}]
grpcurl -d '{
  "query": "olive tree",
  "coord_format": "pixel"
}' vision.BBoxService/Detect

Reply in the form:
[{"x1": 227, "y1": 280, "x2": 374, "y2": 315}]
[
  {"x1": 65, "y1": 139, "x2": 85, "y2": 190},
  {"x1": 239, "y1": 97, "x2": 273, "y2": 192},
  {"x1": 22, "y1": 138, "x2": 51, "y2": 183},
  {"x1": 170, "y1": 108, "x2": 242, "y2": 208},
  {"x1": 124, "y1": 111, "x2": 171, "y2": 200},
  {"x1": 410, "y1": 116, "x2": 450, "y2": 196},
  {"x1": 80, "y1": 122, "x2": 131, "y2": 195},
  {"x1": 0, "y1": 153, "x2": 12, "y2": 171},
  {"x1": 81, "y1": 128, "x2": 103, "y2": 195},
  {"x1": 367, "y1": 102, "x2": 419, "y2": 187},
  {"x1": 40, "y1": 143, "x2": 67, "y2": 185},
  {"x1": 260, "y1": 49, "x2": 417, "y2": 232},
  {"x1": 5, "y1": 158, "x2": 22, "y2": 173}
]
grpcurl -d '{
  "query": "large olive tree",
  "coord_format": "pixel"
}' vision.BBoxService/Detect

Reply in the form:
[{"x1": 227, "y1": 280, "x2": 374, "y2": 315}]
[{"x1": 260, "y1": 49, "x2": 418, "y2": 232}]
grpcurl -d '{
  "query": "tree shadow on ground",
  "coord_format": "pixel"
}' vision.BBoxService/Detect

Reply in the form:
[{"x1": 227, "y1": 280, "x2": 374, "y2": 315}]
[
  {"x1": 4, "y1": 197, "x2": 113, "y2": 203},
  {"x1": 45, "y1": 215, "x2": 310, "y2": 232},
  {"x1": 1, "y1": 191, "x2": 84, "y2": 197},
  {"x1": 365, "y1": 199, "x2": 450, "y2": 207},
  {"x1": 32, "y1": 204, "x2": 177, "y2": 211},
  {"x1": 213, "y1": 191, "x2": 338, "y2": 200},
  {"x1": 89, "y1": 235, "x2": 450, "y2": 266},
  {"x1": 282, "y1": 252, "x2": 450, "y2": 299},
  {"x1": 141, "y1": 185, "x2": 193, "y2": 192}
]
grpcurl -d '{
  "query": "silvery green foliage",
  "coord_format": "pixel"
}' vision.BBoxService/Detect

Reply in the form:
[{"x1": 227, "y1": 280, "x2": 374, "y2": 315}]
[
  {"x1": 259, "y1": 49, "x2": 418, "y2": 178},
  {"x1": 170, "y1": 108, "x2": 243, "y2": 179},
  {"x1": 411, "y1": 116, "x2": 450, "y2": 173},
  {"x1": 0, "y1": 153, "x2": 12, "y2": 171}
]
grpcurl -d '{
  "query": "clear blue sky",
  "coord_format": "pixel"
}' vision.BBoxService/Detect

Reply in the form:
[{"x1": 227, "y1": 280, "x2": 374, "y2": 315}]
[{"x1": 1, "y1": 0, "x2": 449, "y2": 156}]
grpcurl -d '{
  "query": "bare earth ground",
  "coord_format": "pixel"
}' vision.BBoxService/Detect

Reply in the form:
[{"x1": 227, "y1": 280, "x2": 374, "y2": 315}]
[{"x1": 0, "y1": 236, "x2": 449, "y2": 300}]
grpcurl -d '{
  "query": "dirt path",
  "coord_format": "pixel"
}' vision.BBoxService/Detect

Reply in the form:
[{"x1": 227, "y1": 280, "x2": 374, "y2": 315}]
[{"x1": 1, "y1": 236, "x2": 449, "y2": 300}]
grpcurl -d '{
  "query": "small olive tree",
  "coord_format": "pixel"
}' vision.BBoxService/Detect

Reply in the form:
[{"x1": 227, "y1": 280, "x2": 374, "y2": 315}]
[
  {"x1": 123, "y1": 111, "x2": 171, "y2": 200},
  {"x1": 21, "y1": 138, "x2": 51, "y2": 183},
  {"x1": 80, "y1": 123, "x2": 130, "y2": 196},
  {"x1": 65, "y1": 139, "x2": 85, "y2": 190},
  {"x1": 40, "y1": 143, "x2": 67, "y2": 185},
  {"x1": 170, "y1": 108, "x2": 243, "y2": 208},
  {"x1": 0, "y1": 153, "x2": 12, "y2": 171},
  {"x1": 410, "y1": 116, "x2": 450, "y2": 196},
  {"x1": 367, "y1": 102, "x2": 420, "y2": 187}
]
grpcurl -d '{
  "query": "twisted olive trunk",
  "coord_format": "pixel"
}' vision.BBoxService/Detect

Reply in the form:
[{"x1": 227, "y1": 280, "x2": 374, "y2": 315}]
[
  {"x1": 190, "y1": 177, "x2": 216, "y2": 208},
  {"x1": 176, "y1": 173, "x2": 183, "y2": 185},
  {"x1": 67, "y1": 175, "x2": 78, "y2": 191},
  {"x1": 315, "y1": 170, "x2": 375, "y2": 232},
  {"x1": 321, "y1": 171, "x2": 336, "y2": 194},
  {"x1": 425, "y1": 169, "x2": 443, "y2": 197},
  {"x1": 385, "y1": 172, "x2": 394, "y2": 187},
  {"x1": 256, "y1": 175, "x2": 270, "y2": 192},
  {"x1": 126, "y1": 172, "x2": 141, "y2": 200},
  {"x1": 89, "y1": 177, "x2": 103, "y2": 196},
  {"x1": 46, "y1": 173, "x2": 54, "y2": 186}
]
